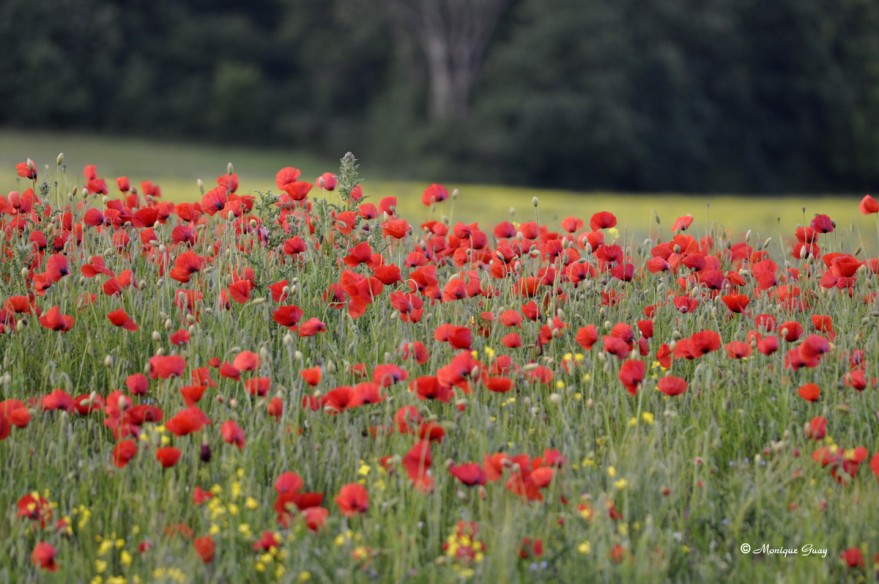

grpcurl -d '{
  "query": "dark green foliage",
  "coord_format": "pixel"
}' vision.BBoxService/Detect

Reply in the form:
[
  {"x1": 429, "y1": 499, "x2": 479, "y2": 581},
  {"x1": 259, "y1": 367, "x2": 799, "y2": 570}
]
[{"x1": 1, "y1": 0, "x2": 878, "y2": 192}]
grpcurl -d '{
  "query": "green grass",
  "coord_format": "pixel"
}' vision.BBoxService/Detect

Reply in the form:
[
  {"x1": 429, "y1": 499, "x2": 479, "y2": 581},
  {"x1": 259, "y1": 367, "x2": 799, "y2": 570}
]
[
  {"x1": 0, "y1": 145, "x2": 878, "y2": 582},
  {"x1": 1, "y1": 129, "x2": 874, "y2": 250}
]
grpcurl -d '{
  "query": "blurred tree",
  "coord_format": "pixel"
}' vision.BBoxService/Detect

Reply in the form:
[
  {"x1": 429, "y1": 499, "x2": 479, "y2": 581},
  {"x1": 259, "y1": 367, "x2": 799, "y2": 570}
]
[
  {"x1": 384, "y1": 0, "x2": 512, "y2": 120},
  {"x1": 0, "y1": 0, "x2": 877, "y2": 192}
]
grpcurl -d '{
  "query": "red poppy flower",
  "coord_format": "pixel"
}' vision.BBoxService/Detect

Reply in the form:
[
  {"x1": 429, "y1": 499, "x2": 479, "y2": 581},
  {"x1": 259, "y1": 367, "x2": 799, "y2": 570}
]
[
  {"x1": 17, "y1": 160, "x2": 37, "y2": 180},
  {"x1": 859, "y1": 194, "x2": 878, "y2": 214},
  {"x1": 575, "y1": 325, "x2": 598, "y2": 350},
  {"x1": 170, "y1": 329, "x2": 190, "y2": 345},
  {"x1": 300, "y1": 367, "x2": 322, "y2": 387},
  {"x1": 672, "y1": 214, "x2": 693, "y2": 231},
  {"x1": 450, "y1": 463, "x2": 487, "y2": 487},
  {"x1": 840, "y1": 547, "x2": 864, "y2": 568},
  {"x1": 149, "y1": 355, "x2": 186, "y2": 379},
  {"x1": 156, "y1": 446, "x2": 182, "y2": 468},
  {"x1": 298, "y1": 318, "x2": 326, "y2": 337},
  {"x1": 303, "y1": 507, "x2": 329, "y2": 532},
  {"x1": 721, "y1": 294, "x2": 750, "y2": 314},
  {"x1": 373, "y1": 364, "x2": 408, "y2": 387},
  {"x1": 590, "y1": 211, "x2": 617, "y2": 230},
  {"x1": 221, "y1": 420, "x2": 245, "y2": 449},
  {"x1": 170, "y1": 251, "x2": 205, "y2": 283},
  {"x1": 108, "y1": 309, "x2": 138, "y2": 331},
  {"x1": 232, "y1": 351, "x2": 260, "y2": 372},
  {"x1": 403, "y1": 440, "x2": 434, "y2": 492},
  {"x1": 228, "y1": 280, "x2": 253, "y2": 304},
  {"x1": 422, "y1": 184, "x2": 449, "y2": 206},
  {"x1": 31, "y1": 542, "x2": 58, "y2": 572},
  {"x1": 779, "y1": 321, "x2": 804, "y2": 342},
  {"x1": 41, "y1": 389, "x2": 75, "y2": 412},
  {"x1": 38, "y1": 306, "x2": 74, "y2": 332},
  {"x1": 166, "y1": 407, "x2": 210, "y2": 436},
  {"x1": 658, "y1": 376, "x2": 688, "y2": 396},
  {"x1": 194, "y1": 536, "x2": 215, "y2": 563},
  {"x1": 619, "y1": 360, "x2": 645, "y2": 395},
  {"x1": 335, "y1": 483, "x2": 369, "y2": 516},
  {"x1": 725, "y1": 341, "x2": 752, "y2": 359},
  {"x1": 798, "y1": 383, "x2": 820, "y2": 402},
  {"x1": 253, "y1": 531, "x2": 281, "y2": 552},
  {"x1": 806, "y1": 416, "x2": 827, "y2": 440},
  {"x1": 17, "y1": 493, "x2": 52, "y2": 526},
  {"x1": 113, "y1": 440, "x2": 138, "y2": 467}
]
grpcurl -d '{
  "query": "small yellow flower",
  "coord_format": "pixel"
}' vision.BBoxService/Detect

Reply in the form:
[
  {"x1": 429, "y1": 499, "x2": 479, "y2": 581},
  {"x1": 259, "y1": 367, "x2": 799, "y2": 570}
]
[
  {"x1": 95, "y1": 559, "x2": 108, "y2": 574},
  {"x1": 120, "y1": 550, "x2": 132, "y2": 567},
  {"x1": 298, "y1": 571, "x2": 312, "y2": 582},
  {"x1": 614, "y1": 479, "x2": 628, "y2": 490},
  {"x1": 628, "y1": 417, "x2": 638, "y2": 427},
  {"x1": 578, "y1": 541, "x2": 591, "y2": 554},
  {"x1": 607, "y1": 466, "x2": 617, "y2": 478},
  {"x1": 358, "y1": 462, "x2": 371, "y2": 477},
  {"x1": 641, "y1": 412, "x2": 655, "y2": 425},
  {"x1": 245, "y1": 497, "x2": 258, "y2": 510}
]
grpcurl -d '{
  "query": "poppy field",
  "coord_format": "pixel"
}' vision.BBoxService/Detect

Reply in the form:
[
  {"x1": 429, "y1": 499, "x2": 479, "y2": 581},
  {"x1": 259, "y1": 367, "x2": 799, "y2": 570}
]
[{"x1": 2, "y1": 154, "x2": 879, "y2": 583}]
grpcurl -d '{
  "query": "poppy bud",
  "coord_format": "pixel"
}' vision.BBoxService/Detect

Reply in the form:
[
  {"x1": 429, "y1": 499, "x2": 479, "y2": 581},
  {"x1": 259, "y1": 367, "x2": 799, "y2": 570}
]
[
  {"x1": 56, "y1": 153, "x2": 64, "y2": 165},
  {"x1": 200, "y1": 443, "x2": 212, "y2": 463},
  {"x1": 104, "y1": 356, "x2": 114, "y2": 368},
  {"x1": 532, "y1": 196, "x2": 539, "y2": 208}
]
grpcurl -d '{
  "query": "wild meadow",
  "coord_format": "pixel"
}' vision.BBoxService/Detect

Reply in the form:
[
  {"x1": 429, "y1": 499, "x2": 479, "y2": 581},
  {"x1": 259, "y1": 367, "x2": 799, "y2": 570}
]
[{"x1": 1, "y1": 153, "x2": 879, "y2": 583}]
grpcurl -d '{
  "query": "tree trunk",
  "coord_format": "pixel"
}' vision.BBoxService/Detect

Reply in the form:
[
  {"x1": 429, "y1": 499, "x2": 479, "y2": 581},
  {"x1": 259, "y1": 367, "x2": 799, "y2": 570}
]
[{"x1": 386, "y1": 0, "x2": 510, "y2": 121}]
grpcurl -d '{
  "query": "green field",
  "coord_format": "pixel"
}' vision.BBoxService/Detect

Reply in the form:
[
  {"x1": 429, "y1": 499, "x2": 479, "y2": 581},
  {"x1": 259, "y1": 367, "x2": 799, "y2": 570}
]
[
  {"x1": 1, "y1": 129, "x2": 875, "y2": 250},
  {"x1": 2, "y1": 128, "x2": 879, "y2": 582}
]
